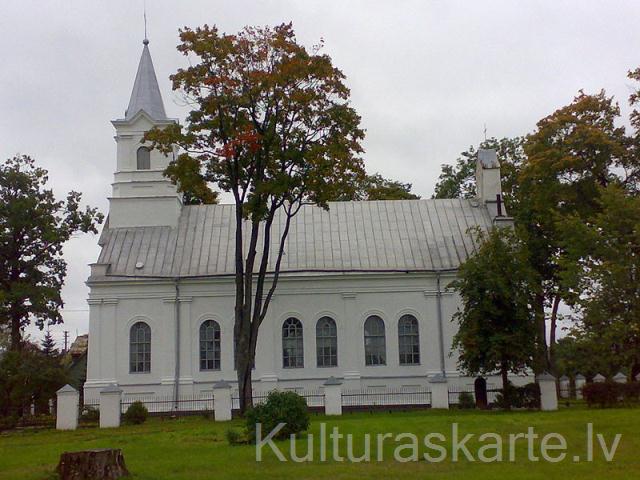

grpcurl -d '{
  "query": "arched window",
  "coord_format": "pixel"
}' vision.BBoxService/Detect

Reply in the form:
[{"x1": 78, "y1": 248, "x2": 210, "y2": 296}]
[
  {"x1": 282, "y1": 317, "x2": 304, "y2": 368},
  {"x1": 136, "y1": 146, "x2": 151, "y2": 170},
  {"x1": 316, "y1": 316, "x2": 337, "y2": 367},
  {"x1": 200, "y1": 320, "x2": 221, "y2": 371},
  {"x1": 398, "y1": 314, "x2": 420, "y2": 365},
  {"x1": 364, "y1": 315, "x2": 386, "y2": 366},
  {"x1": 130, "y1": 322, "x2": 151, "y2": 373}
]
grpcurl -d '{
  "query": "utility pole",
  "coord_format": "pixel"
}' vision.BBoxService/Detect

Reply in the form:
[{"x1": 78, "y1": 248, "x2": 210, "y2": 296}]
[{"x1": 63, "y1": 331, "x2": 69, "y2": 352}]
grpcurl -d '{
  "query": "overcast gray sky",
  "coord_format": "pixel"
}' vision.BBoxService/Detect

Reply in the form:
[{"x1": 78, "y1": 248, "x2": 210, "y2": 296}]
[{"x1": 1, "y1": 0, "x2": 638, "y2": 348}]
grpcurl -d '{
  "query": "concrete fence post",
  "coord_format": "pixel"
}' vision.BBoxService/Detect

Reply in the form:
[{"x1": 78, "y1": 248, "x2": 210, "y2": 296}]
[
  {"x1": 558, "y1": 375, "x2": 570, "y2": 398},
  {"x1": 428, "y1": 374, "x2": 449, "y2": 409},
  {"x1": 56, "y1": 384, "x2": 79, "y2": 430},
  {"x1": 575, "y1": 374, "x2": 586, "y2": 400},
  {"x1": 537, "y1": 373, "x2": 558, "y2": 411},
  {"x1": 323, "y1": 377, "x2": 343, "y2": 416},
  {"x1": 213, "y1": 380, "x2": 233, "y2": 421},
  {"x1": 100, "y1": 384, "x2": 122, "y2": 428},
  {"x1": 260, "y1": 374, "x2": 279, "y2": 392},
  {"x1": 613, "y1": 372, "x2": 627, "y2": 384}
]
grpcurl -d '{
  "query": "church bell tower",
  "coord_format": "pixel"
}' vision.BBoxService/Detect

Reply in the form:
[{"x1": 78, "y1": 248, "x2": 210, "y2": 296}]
[{"x1": 108, "y1": 38, "x2": 182, "y2": 229}]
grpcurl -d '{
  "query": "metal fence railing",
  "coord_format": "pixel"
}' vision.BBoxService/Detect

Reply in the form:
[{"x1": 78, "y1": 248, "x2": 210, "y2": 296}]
[
  {"x1": 119, "y1": 393, "x2": 214, "y2": 416},
  {"x1": 447, "y1": 387, "x2": 500, "y2": 406},
  {"x1": 341, "y1": 387, "x2": 431, "y2": 410},
  {"x1": 231, "y1": 389, "x2": 325, "y2": 411},
  {"x1": 558, "y1": 386, "x2": 572, "y2": 399},
  {"x1": 447, "y1": 387, "x2": 475, "y2": 406}
]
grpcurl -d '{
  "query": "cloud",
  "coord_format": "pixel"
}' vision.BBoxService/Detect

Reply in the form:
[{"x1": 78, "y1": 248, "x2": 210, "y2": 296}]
[{"x1": 2, "y1": 0, "x2": 638, "y2": 341}]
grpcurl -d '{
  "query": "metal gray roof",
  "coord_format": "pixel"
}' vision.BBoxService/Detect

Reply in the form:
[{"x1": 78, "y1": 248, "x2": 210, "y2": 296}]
[
  {"x1": 124, "y1": 41, "x2": 167, "y2": 121},
  {"x1": 95, "y1": 199, "x2": 493, "y2": 279}
]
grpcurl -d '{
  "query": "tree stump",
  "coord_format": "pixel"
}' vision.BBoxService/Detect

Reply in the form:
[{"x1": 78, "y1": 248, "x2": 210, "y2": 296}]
[{"x1": 56, "y1": 449, "x2": 129, "y2": 479}]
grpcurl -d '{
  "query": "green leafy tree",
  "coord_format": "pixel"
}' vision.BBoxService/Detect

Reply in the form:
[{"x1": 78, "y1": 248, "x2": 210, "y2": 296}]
[
  {"x1": 40, "y1": 330, "x2": 57, "y2": 357},
  {"x1": 146, "y1": 24, "x2": 365, "y2": 413},
  {"x1": 554, "y1": 331, "x2": 621, "y2": 379},
  {"x1": 520, "y1": 90, "x2": 632, "y2": 370},
  {"x1": 335, "y1": 172, "x2": 419, "y2": 200},
  {"x1": 167, "y1": 159, "x2": 417, "y2": 203},
  {"x1": 451, "y1": 227, "x2": 539, "y2": 402},
  {"x1": 433, "y1": 137, "x2": 525, "y2": 213},
  {"x1": 0, "y1": 156, "x2": 103, "y2": 351},
  {"x1": 0, "y1": 327, "x2": 9, "y2": 352},
  {"x1": 164, "y1": 154, "x2": 219, "y2": 204},
  {"x1": 0, "y1": 341, "x2": 68, "y2": 417},
  {"x1": 628, "y1": 67, "x2": 640, "y2": 192},
  {"x1": 559, "y1": 185, "x2": 640, "y2": 378}
]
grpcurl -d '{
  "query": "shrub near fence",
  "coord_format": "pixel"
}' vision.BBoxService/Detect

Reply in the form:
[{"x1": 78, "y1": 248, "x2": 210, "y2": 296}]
[
  {"x1": 582, "y1": 381, "x2": 640, "y2": 408},
  {"x1": 119, "y1": 394, "x2": 214, "y2": 417},
  {"x1": 232, "y1": 389, "x2": 324, "y2": 412},
  {"x1": 447, "y1": 387, "x2": 501, "y2": 407}
]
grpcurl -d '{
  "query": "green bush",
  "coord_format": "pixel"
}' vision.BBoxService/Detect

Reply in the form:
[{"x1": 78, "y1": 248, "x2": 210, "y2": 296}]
[
  {"x1": 495, "y1": 382, "x2": 540, "y2": 409},
  {"x1": 226, "y1": 427, "x2": 250, "y2": 446},
  {"x1": 123, "y1": 401, "x2": 148, "y2": 424},
  {"x1": 520, "y1": 383, "x2": 541, "y2": 409},
  {"x1": 458, "y1": 392, "x2": 475, "y2": 409},
  {"x1": 0, "y1": 347, "x2": 68, "y2": 418},
  {"x1": 622, "y1": 382, "x2": 640, "y2": 404},
  {"x1": 245, "y1": 390, "x2": 310, "y2": 441},
  {"x1": 80, "y1": 406, "x2": 99, "y2": 423},
  {"x1": 581, "y1": 381, "x2": 636, "y2": 408},
  {"x1": 0, "y1": 415, "x2": 18, "y2": 431}
]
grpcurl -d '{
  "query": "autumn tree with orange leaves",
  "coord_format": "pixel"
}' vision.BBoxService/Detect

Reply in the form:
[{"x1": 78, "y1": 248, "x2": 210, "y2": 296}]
[{"x1": 146, "y1": 23, "x2": 365, "y2": 413}]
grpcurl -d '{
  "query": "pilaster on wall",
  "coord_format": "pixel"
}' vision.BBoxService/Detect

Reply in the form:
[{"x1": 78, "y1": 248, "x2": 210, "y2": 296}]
[
  {"x1": 260, "y1": 293, "x2": 279, "y2": 376},
  {"x1": 161, "y1": 297, "x2": 178, "y2": 389},
  {"x1": 162, "y1": 295, "x2": 194, "y2": 395},
  {"x1": 423, "y1": 289, "x2": 445, "y2": 376},
  {"x1": 178, "y1": 297, "x2": 194, "y2": 393},
  {"x1": 341, "y1": 292, "x2": 361, "y2": 387},
  {"x1": 86, "y1": 299, "x2": 103, "y2": 382},
  {"x1": 86, "y1": 298, "x2": 119, "y2": 384}
]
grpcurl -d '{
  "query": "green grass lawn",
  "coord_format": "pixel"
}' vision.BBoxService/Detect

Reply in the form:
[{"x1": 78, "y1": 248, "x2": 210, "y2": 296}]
[{"x1": 1, "y1": 407, "x2": 638, "y2": 479}]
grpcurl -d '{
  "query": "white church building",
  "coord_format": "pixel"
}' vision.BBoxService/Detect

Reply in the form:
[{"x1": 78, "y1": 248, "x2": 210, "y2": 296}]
[{"x1": 84, "y1": 39, "x2": 513, "y2": 401}]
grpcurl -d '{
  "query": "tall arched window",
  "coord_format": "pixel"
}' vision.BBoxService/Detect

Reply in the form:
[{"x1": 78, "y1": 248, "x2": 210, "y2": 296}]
[
  {"x1": 200, "y1": 320, "x2": 221, "y2": 371},
  {"x1": 130, "y1": 322, "x2": 151, "y2": 373},
  {"x1": 282, "y1": 317, "x2": 304, "y2": 368},
  {"x1": 316, "y1": 316, "x2": 337, "y2": 367},
  {"x1": 364, "y1": 315, "x2": 386, "y2": 366},
  {"x1": 137, "y1": 146, "x2": 151, "y2": 170},
  {"x1": 398, "y1": 314, "x2": 420, "y2": 365}
]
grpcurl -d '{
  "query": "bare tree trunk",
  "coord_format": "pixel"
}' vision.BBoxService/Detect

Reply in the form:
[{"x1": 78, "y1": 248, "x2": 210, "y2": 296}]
[
  {"x1": 10, "y1": 314, "x2": 22, "y2": 352},
  {"x1": 548, "y1": 294, "x2": 561, "y2": 374},
  {"x1": 234, "y1": 204, "x2": 293, "y2": 416},
  {"x1": 534, "y1": 291, "x2": 549, "y2": 373},
  {"x1": 237, "y1": 351, "x2": 253, "y2": 414},
  {"x1": 501, "y1": 363, "x2": 511, "y2": 411},
  {"x1": 233, "y1": 201, "x2": 252, "y2": 415}
]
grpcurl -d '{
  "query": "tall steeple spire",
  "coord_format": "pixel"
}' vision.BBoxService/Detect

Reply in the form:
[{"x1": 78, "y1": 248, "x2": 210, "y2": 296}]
[{"x1": 124, "y1": 38, "x2": 168, "y2": 121}]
